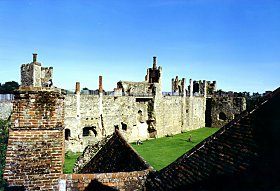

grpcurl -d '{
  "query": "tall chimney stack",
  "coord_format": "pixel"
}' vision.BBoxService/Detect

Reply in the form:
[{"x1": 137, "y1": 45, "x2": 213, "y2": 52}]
[
  {"x1": 75, "y1": 82, "x2": 80, "y2": 94},
  {"x1": 153, "y1": 56, "x2": 157, "y2": 69},
  {"x1": 99, "y1": 76, "x2": 103, "y2": 93},
  {"x1": 33, "y1": 53, "x2": 37, "y2": 64}
]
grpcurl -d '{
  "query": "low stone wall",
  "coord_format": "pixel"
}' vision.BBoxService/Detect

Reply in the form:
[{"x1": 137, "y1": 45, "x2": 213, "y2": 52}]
[
  {"x1": 0, "y1": 101, "x2": 12, "y2": 120},
  {"x1": 60, "y1": 170, "x2": 150, "y2": 191}
]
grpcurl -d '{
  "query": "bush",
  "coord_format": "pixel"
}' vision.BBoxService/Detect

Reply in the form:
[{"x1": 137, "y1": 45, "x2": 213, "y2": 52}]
[{"x1": 0, "y1": 119, "x2": 9, "y2": 190}]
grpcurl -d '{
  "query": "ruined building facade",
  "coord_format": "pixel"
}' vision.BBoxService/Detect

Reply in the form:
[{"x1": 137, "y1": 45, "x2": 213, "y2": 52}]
[
  {"x1": 0, "y1": 54, "x2": 246, "y2": 153},
  {"x1": 64, "y1": 57, "x2": 245, "y2": 152},
  {"x1": 2, "y1": 54, "x2": 249, "y2": 190}
]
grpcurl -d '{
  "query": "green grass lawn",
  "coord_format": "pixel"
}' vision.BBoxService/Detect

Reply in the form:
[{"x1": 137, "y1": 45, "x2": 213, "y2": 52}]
[
  {"x1": 63, "y1": 152, "x2": 82, "y2": 174},
  {"x1": 63, "y1": 127, "x2": 219, "y2": 173},
  {"x1": 131, "y1": 127, "x2": 219, "y2": 170}
]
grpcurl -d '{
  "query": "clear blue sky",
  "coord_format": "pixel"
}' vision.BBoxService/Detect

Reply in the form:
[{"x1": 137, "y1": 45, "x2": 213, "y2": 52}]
[{"x1": 0, "y1": 0, "x2": 279, "y2": 93}]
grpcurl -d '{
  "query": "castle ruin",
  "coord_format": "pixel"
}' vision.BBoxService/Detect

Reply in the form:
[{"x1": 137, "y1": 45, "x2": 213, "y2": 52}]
[{"x1": 1, "y1": 54, "x2": 254, "y2": 190}]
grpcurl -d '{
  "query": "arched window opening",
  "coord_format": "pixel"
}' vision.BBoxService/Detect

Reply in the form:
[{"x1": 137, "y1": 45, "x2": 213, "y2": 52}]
[
  {"x1": 65, "y1": 129, "x2": 71, "y2": 140},
  {"x1": 121, "y1": 122, "x2": 127, "y2": 131},
  {"x1": 219, "y1": 112, "x2": 227, "y2": 121},
  {"x1": 83, "y1": 126, "x2": 97, "y2": 137}
]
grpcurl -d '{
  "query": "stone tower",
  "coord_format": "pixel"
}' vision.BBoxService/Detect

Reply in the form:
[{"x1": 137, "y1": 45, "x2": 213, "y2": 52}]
[{"x1": 4, "y1": 54, "x2": 65, "y2": 190}]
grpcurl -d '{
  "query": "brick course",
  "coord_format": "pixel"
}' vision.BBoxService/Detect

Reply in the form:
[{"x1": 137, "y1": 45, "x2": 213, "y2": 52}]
[
  {"x1": 60, "y1": 170, "x2": 150, "y2": 191},
  {"x1": 4, "y1": 88, "x2": 65, "y2": 190}
]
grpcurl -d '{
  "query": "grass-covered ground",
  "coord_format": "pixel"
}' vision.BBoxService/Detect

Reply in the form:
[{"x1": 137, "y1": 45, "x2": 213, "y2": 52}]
[
  {"x1": 63, "y1": 127, "x2": 219, "y2": 173},
  {"x1": 63, "y1": 152, "x2": 82, "y2": 174},
  {"x1": 131, "y1": 127, "x2": 219, "y2": 170}
]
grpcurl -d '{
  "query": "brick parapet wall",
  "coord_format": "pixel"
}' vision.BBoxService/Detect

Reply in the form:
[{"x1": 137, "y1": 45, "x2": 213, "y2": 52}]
[
  {"x1": 59, "y1": 169, "x2": 151, "y2": 190},
  {"x1": 4, "y1": 89, "x2": 65, "y2": 190}
]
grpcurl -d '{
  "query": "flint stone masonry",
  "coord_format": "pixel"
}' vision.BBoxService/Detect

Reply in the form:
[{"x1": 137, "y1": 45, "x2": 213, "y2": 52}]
[
  {"x1": 64, "y1": 92, "x2": 207, "y2": 152},
  {"x1": 4, "y1": 88, "x2": 65, "y2": 190},
  {"x1": 0, "y1": 101, "x2": 12, "y2": 120},
  {"x1": 21, "y1": 57, "x2": 53, "y2": 87},
  {"x1": 65, "y1": 94, "x2": 151, "y2": 152},
  {"x1": 73, "y1": 134, "x2": 113, "y2": 173},
  {"x1": 117, "y1": 81, "x2": 154, "y2": 96},
  {"x1": 210, "y1": 97, "x2": 246, "y2": 128}
]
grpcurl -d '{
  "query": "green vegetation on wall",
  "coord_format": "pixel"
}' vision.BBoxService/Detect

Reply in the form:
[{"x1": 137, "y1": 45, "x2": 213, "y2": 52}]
[{"x1": 0, "y1": 119, "x2": 9, "y2": 190}]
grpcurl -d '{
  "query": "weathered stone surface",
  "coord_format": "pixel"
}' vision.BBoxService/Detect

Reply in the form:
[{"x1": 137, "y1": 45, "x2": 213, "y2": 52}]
[
  {"x1": 21, "y1": 54, "x2": 53, "y2": 87},
  {"x1": 209, "y1": 97, "x2": 246, "y2": 128},
  {"x1": 0, "y1": 101, "x2": 12, "y2": 120}
]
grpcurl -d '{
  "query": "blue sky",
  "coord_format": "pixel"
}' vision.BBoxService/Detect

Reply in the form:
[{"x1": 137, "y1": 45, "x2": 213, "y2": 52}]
[{"x1": 0, "y1": 0, "x2": 279, "y2": 93}]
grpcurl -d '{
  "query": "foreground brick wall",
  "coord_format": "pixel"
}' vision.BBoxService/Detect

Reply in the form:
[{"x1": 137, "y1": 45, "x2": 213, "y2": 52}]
[
  {"x1": 60, "y1": 170, "x2": 150, "y2": 191},
  {"x1": 4, "y1": 88, "x2": 65, "y2": 190}
]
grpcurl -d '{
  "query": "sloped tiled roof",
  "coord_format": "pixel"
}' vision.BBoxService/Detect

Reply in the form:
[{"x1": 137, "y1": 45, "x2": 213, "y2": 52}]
[
  {"x1": 146, "y1": 87, "x2": 280, "y2": 190},
  {"x1": 78, "y1": 129, "x2": 152, "y2": 173}
]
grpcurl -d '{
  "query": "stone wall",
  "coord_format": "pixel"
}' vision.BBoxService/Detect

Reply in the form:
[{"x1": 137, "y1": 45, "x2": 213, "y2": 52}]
[
  {"x1": 64, "y1": 93, "x2": 207, "y2": 152},
  {"x1": 187, "y1": 97, "x2": 207, "y2": 130},
  {"x1": 4, "y1": 88, "x2": 65, "y2": 190},
  {"x1": 21, "y1": 54, "x2": 53, "y2": 88},
  {"x1": 64, "y1": 94, "x2": 152, "y2": 152},
  {"x1": 117, "y1": 81, "x2": 154, "y2": 96},
  {"x1": 0, "y1": 101, "x2": 12, "y2": 120},
  {"x1": 155, "y1": 96, "x2": 184, "y2": 136},
  {"x1": 59, "y1": 170, "x2": 150, "y2": 191},
  {"x1": 209, "y1": 97, "x2": 246, "y2": 128}
]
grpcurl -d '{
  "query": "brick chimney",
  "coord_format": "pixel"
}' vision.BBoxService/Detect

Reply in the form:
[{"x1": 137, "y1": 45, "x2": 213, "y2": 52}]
[
  {"x1": 33, "y1": 53, "x2": 37, "y2": 64},
  {"x1": 75, "y1": 82, "x2": 80, "y2": 94},
  {"x1": 153, "y1": 56, "x2": 157, "y2": 70},
  {"x1": 99, "y1": 76, "x2": 103, "y2": 93}
]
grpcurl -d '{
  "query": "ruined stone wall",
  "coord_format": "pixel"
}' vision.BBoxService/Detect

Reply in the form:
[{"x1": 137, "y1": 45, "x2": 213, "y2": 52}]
[
  {"x1": 0, "y1": 101, "x2": 12, "y2": 120},
  {"x1": 64, "y1": 94, "x2": 100, "y2": 152},
  {"x1": 154, "y1": 96, "x2": 206, "y2": 137},
  {"x1": 210, "y1": 97, "x2": 246, "y2": 128},
  {"x1": 64, "y1": 94, "x2": 151, "y2": 152},
  {"x1": 155, "y1": 96, "x2": 184, "y2": 136},
  {"x1": 4, "y1": 88, "x2": 65, "y2": 190},
  {"x1": 64, "y1": 93, "x2": 207, "y2": 152},
  {"x1": 59, "y1": 170, "x2": 150, "y2": 191},
  {"x1": 186, "y1": 97, "x2": 206, "y2": 130},
  {"x1": 117, "y1": 81, "x2": 154, "y2": 96}
]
